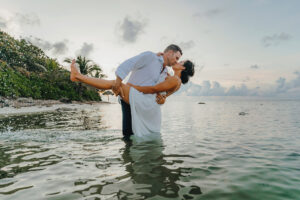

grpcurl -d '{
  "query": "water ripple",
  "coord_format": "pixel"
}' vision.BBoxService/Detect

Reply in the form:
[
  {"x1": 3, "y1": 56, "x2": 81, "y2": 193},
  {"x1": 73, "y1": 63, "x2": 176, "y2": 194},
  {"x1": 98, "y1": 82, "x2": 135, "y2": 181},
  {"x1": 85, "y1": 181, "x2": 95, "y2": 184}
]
[{"x1": 0, "y1": 98, "x2": 300, "y2": 199}]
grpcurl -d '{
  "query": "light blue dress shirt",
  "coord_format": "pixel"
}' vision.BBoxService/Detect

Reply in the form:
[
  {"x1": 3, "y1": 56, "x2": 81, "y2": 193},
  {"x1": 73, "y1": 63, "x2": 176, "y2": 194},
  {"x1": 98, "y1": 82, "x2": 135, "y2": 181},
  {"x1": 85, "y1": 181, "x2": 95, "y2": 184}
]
[{"x1": 115, "y1": 51, "x2": 167, "y2": 87}]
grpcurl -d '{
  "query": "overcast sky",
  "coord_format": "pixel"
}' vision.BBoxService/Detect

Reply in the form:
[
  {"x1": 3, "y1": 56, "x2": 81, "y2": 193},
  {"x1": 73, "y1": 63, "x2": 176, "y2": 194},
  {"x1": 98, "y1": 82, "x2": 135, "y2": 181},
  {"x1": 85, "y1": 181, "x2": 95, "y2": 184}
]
[{"x1": 1, "y1": 0, "x2": 299, "y2": 97}]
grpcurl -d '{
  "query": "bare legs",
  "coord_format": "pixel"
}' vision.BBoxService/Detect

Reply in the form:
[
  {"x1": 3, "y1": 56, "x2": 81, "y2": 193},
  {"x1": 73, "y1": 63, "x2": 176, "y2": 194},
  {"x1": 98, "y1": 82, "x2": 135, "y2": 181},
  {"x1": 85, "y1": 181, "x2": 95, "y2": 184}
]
[{"x1": 70, "y1": 60, "x2": 130, "y2": 104}]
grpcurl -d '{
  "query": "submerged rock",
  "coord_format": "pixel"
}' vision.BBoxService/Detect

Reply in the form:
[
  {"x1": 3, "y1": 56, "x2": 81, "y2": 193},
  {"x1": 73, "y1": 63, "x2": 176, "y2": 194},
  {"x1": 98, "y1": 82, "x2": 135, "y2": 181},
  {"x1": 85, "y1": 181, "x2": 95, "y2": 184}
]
[
  {"x1": 0, "y1": 170, "x2": 8, "y2": 179},
  {"x1": 189, "y1": 185, "x2": 202, "y2": 194},
  {"x1": 239, "y1": 112, "x2": 248, "y2": 116}
]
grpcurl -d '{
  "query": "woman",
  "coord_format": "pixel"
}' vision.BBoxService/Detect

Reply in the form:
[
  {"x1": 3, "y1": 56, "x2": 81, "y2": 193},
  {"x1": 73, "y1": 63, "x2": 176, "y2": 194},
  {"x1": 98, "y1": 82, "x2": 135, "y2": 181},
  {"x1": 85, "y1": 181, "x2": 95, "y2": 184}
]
[{"x1": 70, "y1": 59, "x2": 194, "y2": 139}]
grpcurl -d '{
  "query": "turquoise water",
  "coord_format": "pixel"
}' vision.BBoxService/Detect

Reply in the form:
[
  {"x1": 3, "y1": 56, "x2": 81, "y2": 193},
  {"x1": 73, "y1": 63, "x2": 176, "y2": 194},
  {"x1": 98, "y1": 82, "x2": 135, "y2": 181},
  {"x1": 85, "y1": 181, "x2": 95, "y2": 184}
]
[{"x1": 0, "y1": 96, "x2": 299, "y2": 199}]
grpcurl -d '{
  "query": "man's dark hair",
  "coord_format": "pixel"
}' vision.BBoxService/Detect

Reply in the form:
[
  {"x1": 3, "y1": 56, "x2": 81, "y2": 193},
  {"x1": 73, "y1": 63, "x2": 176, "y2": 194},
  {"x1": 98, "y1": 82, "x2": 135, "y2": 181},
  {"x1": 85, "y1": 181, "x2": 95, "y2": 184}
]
[{"x1": 164, "y1": 44, "x2": 182, "y2": 55}]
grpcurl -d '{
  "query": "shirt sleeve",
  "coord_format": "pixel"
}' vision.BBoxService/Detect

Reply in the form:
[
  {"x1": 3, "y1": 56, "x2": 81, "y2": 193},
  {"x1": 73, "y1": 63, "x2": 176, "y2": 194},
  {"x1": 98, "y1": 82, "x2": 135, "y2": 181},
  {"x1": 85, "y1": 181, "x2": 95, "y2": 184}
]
[{"x1": 115, "y1": 51, "x2": 153, "y2": 80}]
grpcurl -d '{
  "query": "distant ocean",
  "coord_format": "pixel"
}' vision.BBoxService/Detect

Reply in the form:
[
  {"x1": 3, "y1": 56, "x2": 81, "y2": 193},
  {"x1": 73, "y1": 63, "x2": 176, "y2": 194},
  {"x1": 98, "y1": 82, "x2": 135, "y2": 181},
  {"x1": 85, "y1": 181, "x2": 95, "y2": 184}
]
[{"x1": 0, "y1": 96, "x2": 299, "y2": 199}]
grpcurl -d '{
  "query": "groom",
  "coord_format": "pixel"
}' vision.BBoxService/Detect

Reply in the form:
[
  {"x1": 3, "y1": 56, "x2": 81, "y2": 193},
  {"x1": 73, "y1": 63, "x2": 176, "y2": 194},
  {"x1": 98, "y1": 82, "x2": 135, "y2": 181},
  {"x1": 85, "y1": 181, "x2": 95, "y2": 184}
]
[{"x1": 112, "y1": 44, "x2": 182, "y2": 140}]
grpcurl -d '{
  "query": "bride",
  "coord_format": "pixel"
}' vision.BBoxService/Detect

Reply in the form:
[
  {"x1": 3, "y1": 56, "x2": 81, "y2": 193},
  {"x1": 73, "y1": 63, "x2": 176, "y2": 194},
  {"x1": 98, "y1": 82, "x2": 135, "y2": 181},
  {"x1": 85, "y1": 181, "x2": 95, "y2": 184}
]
[{"x1": 70, "y1": 59, "x2": 194, "y2": 140}]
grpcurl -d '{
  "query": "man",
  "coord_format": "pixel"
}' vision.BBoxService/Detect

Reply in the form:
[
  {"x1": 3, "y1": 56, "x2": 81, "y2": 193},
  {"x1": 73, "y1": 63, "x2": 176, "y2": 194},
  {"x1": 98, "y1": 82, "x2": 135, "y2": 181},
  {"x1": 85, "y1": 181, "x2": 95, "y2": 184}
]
[{"x1": 112, "y1": 44, "x2": 182, "y2": 140}]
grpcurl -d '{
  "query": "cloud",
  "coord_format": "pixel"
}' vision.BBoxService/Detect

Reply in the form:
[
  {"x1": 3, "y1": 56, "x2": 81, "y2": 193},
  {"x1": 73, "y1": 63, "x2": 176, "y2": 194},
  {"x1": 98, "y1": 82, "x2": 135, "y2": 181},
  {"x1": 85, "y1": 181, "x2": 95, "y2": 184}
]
[
  {"x1": 178, "y1": 81, "x2": 226, "y2": 96},
  {"x1": 52, "y1": 41, "x2": 68, "y2": 55},
  {"x1": 250, "y1": 65, "x2": 259, "y2": 69},
  {"x1": 15, "y1": 13, "x2": 40, "y2": 26},
  {"x1": 205, "y1": 9, "x2": 223, "y2": 17},
  {"x1": 175, "y1": 71, "x2": 300, "y2": 98},
  {"x1": 262, "y1": 32, "x2": 292, "y2": 47},
  {"x1": 0, "y1": 16, "x2": 7, "y2": 28},
  {"x1": 25, "y1": 36, "x2": 68, "y2": 55},
  {"x1": 76, "y1": 42, "x2": 94, "y2": 57},
  {"x1": 0, "y1": 12, "x2": 40, "y2": 28},
  {"x1": 177, "y1": 81, "x2": 257, "y2": 96},
  {"x1": 117, "y1": 16, "x2": 147, "y2": 43},
  {"x1": 274, "y1": 71, "x2": 300, "y2": 97},
  {"x1": 193, "y1": 9, "x2": 223, "y2": 18},
  {"x1": 275, "y1": 77, "x2": 286, "y2": 93},
  {"x1": 179, "y1": 41, "x2": 196, "y2": 51},
  {"x1": 25, "y1": 36, "x2": 52, "y2": 50},
  {"x1": 227, "y1": 84, "x2": 251, "y2": 96},
  {"x1": 242, "y1": 76, "x2": 251, "y2": 82},
  {"x1": 0, "y1": 11, "x2": 40, "y2": 35}
]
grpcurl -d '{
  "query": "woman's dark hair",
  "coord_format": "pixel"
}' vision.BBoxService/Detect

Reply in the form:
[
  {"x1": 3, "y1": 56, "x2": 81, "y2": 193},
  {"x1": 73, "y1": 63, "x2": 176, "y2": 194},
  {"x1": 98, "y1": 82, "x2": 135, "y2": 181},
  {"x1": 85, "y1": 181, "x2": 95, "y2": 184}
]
[{"x1": 181, "y1": 60, "x2": 195, "y2": 84}]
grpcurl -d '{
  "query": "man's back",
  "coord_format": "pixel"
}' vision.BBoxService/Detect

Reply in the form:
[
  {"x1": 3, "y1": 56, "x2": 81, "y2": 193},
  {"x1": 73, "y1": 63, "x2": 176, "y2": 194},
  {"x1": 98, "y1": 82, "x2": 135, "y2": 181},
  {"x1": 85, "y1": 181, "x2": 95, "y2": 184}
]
[{"x1": 116, "y1": 51, "x2": 167, "y2": 87}]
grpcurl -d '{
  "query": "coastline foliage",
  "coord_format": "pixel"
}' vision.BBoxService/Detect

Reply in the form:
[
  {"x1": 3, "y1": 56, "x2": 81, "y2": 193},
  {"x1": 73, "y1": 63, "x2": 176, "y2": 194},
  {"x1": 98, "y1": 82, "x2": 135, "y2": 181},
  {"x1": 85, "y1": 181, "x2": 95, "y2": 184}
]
[{"x1": 0, "y1": 30, "x2": 104, "y2": 101}]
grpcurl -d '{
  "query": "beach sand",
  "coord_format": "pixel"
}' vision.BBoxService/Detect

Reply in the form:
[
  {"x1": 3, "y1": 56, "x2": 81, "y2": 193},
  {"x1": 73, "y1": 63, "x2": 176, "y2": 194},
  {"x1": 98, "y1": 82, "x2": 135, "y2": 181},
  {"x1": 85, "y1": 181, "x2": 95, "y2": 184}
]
[{"x1": 0, "y1": 97, "x2": 114, "y2": 116}]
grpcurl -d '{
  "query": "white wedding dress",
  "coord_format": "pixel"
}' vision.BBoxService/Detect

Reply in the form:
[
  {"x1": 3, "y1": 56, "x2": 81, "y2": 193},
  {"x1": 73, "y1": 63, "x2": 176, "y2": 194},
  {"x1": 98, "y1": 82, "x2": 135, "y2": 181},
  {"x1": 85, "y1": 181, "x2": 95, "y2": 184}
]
[{"x1": 129, "y1": 74, "x2": 167, "y2": 142}]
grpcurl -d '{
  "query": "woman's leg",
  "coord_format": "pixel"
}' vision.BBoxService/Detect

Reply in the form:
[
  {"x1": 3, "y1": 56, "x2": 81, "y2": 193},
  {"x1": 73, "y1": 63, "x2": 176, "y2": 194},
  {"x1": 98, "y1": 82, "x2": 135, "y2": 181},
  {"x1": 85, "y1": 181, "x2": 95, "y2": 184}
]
[{"x1": 70, "y1": 60, "x2": 131, "y2": 104}]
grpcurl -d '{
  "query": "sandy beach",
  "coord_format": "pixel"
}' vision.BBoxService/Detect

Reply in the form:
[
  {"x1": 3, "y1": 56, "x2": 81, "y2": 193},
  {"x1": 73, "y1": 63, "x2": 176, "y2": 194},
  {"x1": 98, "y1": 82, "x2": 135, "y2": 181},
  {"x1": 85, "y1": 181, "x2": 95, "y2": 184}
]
[{"x1": 0, "y1": 97, "x2": 114, "y2": 116}]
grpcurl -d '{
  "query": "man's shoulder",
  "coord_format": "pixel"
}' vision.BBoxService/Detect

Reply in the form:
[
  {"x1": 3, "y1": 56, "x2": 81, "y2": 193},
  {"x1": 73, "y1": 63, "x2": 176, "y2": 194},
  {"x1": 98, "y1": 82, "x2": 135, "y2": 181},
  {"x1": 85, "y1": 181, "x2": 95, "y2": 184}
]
[
  {"x1": 141, "y1": 51, "x2": 163, "y2": 65},
  {"x1": 140, "y1": 51, "x2": 156, "y2": 58}
]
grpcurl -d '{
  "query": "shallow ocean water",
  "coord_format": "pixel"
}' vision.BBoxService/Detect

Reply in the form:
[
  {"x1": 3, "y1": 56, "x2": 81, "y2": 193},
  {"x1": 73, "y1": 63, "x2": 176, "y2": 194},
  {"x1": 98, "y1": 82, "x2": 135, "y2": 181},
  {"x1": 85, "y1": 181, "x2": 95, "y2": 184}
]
[{"x1": 0, "y1": 96, "x2": 299, "y2": 200}]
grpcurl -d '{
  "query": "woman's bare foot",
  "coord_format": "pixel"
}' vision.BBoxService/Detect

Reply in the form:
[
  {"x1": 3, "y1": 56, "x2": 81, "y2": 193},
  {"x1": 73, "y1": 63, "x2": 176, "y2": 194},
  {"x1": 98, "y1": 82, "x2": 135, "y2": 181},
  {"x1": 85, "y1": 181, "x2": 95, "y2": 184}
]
[{"x1": 70, "y1": 59, "x2": 81, "y2": 82}]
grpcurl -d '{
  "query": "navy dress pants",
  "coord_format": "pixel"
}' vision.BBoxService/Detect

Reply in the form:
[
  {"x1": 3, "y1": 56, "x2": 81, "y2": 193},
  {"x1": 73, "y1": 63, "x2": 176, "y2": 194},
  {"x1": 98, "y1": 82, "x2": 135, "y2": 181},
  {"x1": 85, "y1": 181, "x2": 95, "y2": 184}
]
[{"x1": 120, "y1": 99, "x2": 134, "y2": 140}]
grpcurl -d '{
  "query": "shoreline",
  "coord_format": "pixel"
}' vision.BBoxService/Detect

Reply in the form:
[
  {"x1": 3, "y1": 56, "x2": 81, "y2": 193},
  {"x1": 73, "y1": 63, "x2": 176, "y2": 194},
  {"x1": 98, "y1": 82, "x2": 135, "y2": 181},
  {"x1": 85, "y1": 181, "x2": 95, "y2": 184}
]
[{"x1": 0, "y1": 97, "x2": 114, "y2": 116}]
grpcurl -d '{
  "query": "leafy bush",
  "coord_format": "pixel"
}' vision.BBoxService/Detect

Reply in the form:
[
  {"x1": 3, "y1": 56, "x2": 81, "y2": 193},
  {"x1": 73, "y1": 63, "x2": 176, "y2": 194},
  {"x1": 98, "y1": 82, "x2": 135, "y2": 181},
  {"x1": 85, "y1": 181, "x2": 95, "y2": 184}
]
[{"x1": 0, "y1": 30, "x2": 102, "y2": 101}]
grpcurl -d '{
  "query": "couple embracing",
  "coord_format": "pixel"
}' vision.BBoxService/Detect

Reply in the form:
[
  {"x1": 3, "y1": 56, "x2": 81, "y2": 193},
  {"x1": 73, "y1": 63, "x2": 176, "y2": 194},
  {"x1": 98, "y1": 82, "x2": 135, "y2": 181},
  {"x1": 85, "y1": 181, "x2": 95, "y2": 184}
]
[{"x1": 70, "y1": 44, "x2": 195, "y2": 141}]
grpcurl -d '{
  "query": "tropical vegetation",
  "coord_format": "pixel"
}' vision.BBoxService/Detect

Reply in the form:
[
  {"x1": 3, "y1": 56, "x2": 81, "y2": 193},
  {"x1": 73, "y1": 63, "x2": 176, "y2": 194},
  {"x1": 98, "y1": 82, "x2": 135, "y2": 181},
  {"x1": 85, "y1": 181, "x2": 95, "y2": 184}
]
[{"x1": 0, "y1": 30, "x2": 105, "y2": 101}]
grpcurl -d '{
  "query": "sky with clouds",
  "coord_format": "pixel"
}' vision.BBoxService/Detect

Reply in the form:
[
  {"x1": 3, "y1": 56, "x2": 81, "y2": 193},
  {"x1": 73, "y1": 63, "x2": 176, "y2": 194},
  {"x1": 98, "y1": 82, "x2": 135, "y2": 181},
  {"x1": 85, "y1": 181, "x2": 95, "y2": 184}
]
[{"x1": 0, "y1": 0, "x2": 299, "y2": 98}]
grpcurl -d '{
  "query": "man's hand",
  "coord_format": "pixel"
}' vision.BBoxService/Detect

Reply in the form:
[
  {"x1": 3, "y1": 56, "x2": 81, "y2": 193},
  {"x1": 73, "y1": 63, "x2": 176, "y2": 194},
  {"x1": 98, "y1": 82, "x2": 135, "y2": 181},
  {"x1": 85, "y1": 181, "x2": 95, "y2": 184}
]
[
  {"x1": 156, "y1": 52, "x2": 164, "y2": 56},
  {"x1": 156, "y1": 93, "x2": 166, "y2": 105},
  {"x1": 112, "y1": 76, "x2": 124, "y2": 98}
]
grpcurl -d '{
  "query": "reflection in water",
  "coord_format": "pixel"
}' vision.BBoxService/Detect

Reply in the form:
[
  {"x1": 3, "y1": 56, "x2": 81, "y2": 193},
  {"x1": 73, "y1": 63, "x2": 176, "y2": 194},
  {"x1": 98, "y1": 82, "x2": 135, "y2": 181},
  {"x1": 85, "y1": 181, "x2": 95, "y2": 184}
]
[
  {"x1": 72, "y1": 139, "x2": 201, "y2": 199},
  {"x1": 0, "y1": 108, "x2": 103, "y2": 132},
  {"x1": 1, "y1": 98, "x2": 299, "y2": 199},
  {"x1": 120, "y1": 140, "x2": 201, "y2": 199},
  {"x1": 0, "y1": 106, "x2": 201, "y2": 199}
]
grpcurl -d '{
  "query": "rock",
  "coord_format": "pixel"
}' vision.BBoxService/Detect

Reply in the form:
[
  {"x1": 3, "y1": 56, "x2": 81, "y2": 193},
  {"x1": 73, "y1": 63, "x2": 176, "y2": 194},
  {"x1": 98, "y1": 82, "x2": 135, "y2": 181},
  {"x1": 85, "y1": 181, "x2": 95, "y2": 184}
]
[
  {"x1": 59, "y1": 98, "x2": 72, "y2": 104},
  {"x1": 17, "y1": 97, "x2": 34, "y2": 103},
  {"x1": 13, "y1": 103, "x2": 21, "y2": 109},
  {"x1": 239, "y1": 112, "x2": 248, "y2": 116},
  {"x1": 183, "y1": 194, "x2": 193, "y2": 200},
  {"x1": 3, "y1": 99, "x2": 10, "y2": 107},
  {"x1": 56, "y1": 107, "x2": 74, "y2": 112},
  {"x1": 189, "y1": 185, "x2": 202, "y2": 194},
  {"x1": 0, "y1": 99, "x2": 8, "y2": 107},
  {"x1": 0, "y1": 170, "x2": 8, "y2": 179}
]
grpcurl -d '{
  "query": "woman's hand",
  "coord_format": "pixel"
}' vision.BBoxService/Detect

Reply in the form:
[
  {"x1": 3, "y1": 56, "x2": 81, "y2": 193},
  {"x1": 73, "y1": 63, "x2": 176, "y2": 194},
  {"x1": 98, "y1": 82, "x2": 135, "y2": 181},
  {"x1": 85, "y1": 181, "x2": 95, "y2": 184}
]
[
  {"x1": 156, "y1": 93, "x2": 166, "y2": 105},
  {"x1": 112, "y1": 76, "x2": 124, "y2": 98}
]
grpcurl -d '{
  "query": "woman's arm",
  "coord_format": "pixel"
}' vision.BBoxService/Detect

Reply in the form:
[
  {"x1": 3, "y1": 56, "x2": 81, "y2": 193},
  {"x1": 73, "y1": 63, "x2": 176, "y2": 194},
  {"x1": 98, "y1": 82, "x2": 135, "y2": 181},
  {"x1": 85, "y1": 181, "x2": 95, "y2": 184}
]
[
  {"x1": 156, "y1": 82, "x2": 181, "y2": 104},
  {"x1": 130, "y1": 77, "x2": 179, "y2": 94}
]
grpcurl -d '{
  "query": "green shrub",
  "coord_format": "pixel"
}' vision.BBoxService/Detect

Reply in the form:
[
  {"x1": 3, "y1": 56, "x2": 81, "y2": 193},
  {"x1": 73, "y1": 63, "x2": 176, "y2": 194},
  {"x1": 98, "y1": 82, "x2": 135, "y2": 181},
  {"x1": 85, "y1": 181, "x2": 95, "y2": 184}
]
[{"x1": 0, "y1": 30, "x2": 103, "y2": 101}]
